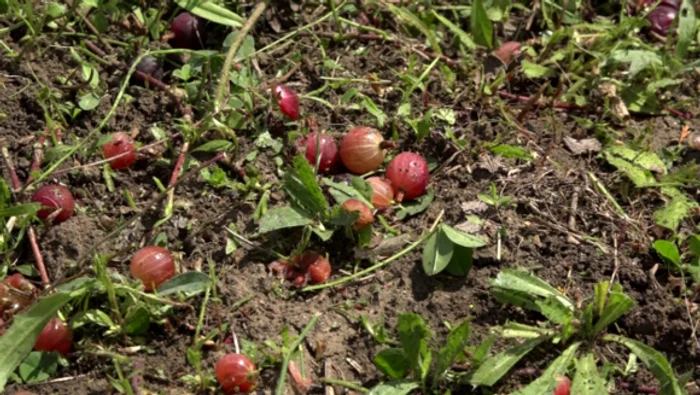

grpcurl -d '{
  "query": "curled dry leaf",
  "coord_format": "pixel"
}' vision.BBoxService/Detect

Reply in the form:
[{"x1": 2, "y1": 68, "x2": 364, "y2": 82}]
[
  {"x1": 563, "y1": 137, "x2": 602, "y2": 155},
  {"x1": 460, "y1": 200, "x2": 489, "y2": 214}
]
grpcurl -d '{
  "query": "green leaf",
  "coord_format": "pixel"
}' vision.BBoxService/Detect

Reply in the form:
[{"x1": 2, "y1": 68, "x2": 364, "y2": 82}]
[
  {"x1": 18, "y1": 351, "x2": 60, "y2": 384},
  {"x1": 422, "y1": 229, "x2": 454, "y2": 276},
  {"x1": 469, "y1": 337, "x2": 545, "y2": 387},
  {"x1": 0, "y1": 292, "x2": 74, "y2": 390},
  {"x1": 571, "y1": 353, "x2": 607, "y2": 394},
  {"x1": 124, "y1": 306, "x2": 150, "y2": 336},
  {"x1": 396, "y1": 188, "x2": 434, "y2": 220},
  {"x1": 284, "y1": 156, "x2": 328, "y2": 218},
  {"x1": 512, "y1": 342, "x2": 580, "y2": 395},
  {"x1": 368, "y1": 380, "x2": 420, "y2": 395},
  {"x1": 676, "y1": 0, "x2": 696, "y2": 58},
  {"x1": 440, "y1": 224, "x2": 487, "y2": 248},
  {"x1": 594, "y1": 281, "x2": 609, "y2": 317},
  {"x1": 605, "y1": 146, "x2": 667, "y2": 174},
  {"x1": 78, "y1": 92, "x2": 100, "y2": 111},
  {"x1": 156, "y1": 271, "x2": 210, "y2": 296},
  {"x1": 253, "y1": 132, "x2": 283, "y2": 154},
  {"x1": 192, "y1": 140, "x2": 234, "y2": 153},
  {"x1": 472, "y1": 335, "x2": 496, "y2": 367},
  {"x1": 653, "y1": 193, "x2": 698, "y2": 231},
  {"x1": 351, "y1": 177, "x2": 374, "y2": 204},
  {"x1": 323, "y1": 178, "x2": 373, "y2": 208},
  {"x1": 257, "y1": 206, "x2": 313, "y2": 234},
  {"x1": 375, "y1": 348, "x2": 411, "y2": 379},
  {"x1": 328, "y1": 205, "x2": 359, "y2": 226},
  {"x1": 604, "y1": 335, "x2": 686, "y2": 395},
  {"x1": 174, "y1": 0, "x2": 243, "y2": 27},
  {"x1": 431, "y1": 10, "x2": 476, "y2": 50},
  {"x1": 688, "y1": 235, "x2": 700, "y2": 257},
  {"x1": 433, "y1": 319, "x2": 471, "y2": 382},
  {"x1": 535, "y1": 295, "x2": 575, "y2": 325},
  {"x1": 591, "y1": 291, "x2": 635, "y2": 336},
  {"x1": 386, "y1": 5, "x2": 442, "y2": 54},
  {"x1": 489, "y1": 144, "x2": 533, "y2": 161},
  {"x1": 470, "y1": 0, "x2": 493, "y2": 49},
  {"x1": 521, "y1": 60, "x2": 553, "y2": 79},
  {"x1": 608, "y1": 49, "x2": 662, "y2": 76},
  {"x1": 0, "y1": 202, "x2": 40, "y2": 218},
  {"x1": 490, "y1": 269, "x2": 573, "y2": 311},
  {"x1": 653, "y1": 240, "x2": 681, "y2": 266},
  {"x1": 445, "y1": 245, "x2": 473, "y2": 277},
  {"x1": 397, "y1": 314, "x2": 432, "y2": 384}
]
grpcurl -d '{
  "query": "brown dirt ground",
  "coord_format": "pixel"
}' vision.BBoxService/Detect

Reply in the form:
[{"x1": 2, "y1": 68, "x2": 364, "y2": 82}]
[{"x1": 2, "y1": 3, "x2": 700, "y2": 395}]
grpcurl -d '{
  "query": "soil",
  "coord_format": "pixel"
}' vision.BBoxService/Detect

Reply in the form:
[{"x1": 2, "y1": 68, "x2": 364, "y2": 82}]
[{"x1": 1, "y1": 3, "x2": 700, "y2": 395}]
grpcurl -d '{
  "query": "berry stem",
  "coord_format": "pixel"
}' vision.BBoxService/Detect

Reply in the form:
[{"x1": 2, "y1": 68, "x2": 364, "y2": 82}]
[{"x1": 379, "y1": 141, "x2": 397, "y2": 149}]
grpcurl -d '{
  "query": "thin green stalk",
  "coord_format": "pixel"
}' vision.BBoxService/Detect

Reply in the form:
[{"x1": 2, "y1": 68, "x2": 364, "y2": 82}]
[
  {"x1": 588, "y1": 172, "x2": 629, "y2": 220},
  {"x1": 328, "y1": 0, "x2": 342, "y2": 36},
  {"x1": 302, "y1": 211, "x2": 444, "y2": 292},
  {"x1": 321, "y1": 378, "x2": 369, "y2": 393},
  {"x1": 274, "y1": 312, "x2": 321, "y2": 395},
  {"x1": 214, "y1": 2, "x2": 266, "y2": 111}
]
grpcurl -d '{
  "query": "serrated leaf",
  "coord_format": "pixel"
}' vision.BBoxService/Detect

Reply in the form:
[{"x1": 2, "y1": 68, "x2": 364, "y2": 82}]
[
  {"x1": 490, "y1": 269, "x2": 573, "y2": 311},
  {"x1": 374, "y1": 348, "x2": 411, "y2": 379},
  {"x1": 653, "y1": 193, "x2": 697, "y2": 231},
  {"x1": 441, "y1": 224, "x2": 487, "y2": 248},
  {"x1": 512, "y1": 342, "x2": 580, "y2": 395},
  {"x1": 397, "y1": 314, "x2": 432, "y2": 384},
  {"x1": 323, "y1": 178, "x2": 373, "y2": 208},
  {"x1": 676, "y1": 0, "x2": 696, "y2": 58},
  {"x1": 522, "y1": 60, "x2": 553, "y2": 79},
  {"x1": 433, "y1": 319, "x2": 471, "y2": 382},
  {"x1": 608, "y1": 49, "x2": 662, "y2": 76},
  {"x1": 368, "y1": 380, "x2": 419, "y2": 395},
  {"x1": 470, "y1": 0, "x2": 493, "y2": 49},
  {"x1": 469, "y1": 337, "x2": 544, "y2": 386},
  {"x1": 535, "y1": 296, "x2": 574, "y2": 325},
  {"x1": 156, "y1": 271, "x2": 210, "y2": 296},
  {"x1": 653, "y1": 240, "x2": 681, "y2": 266},
  {"x1": 396, "y1": 188, "x2": 434, "y2": 220},
  {"x1": 192, "y1": 140, "x2": 234, "y2": 153},
  {"x1": 592, "y1": 291, "x2": 635, "y2": 336},
  {"x1": 602, "y1": 152, "x2": 656, "y2": 187},
  {"x1": 284, "y1": 156, "x2": 328, "y2": 218},
  {"x1": 604, "y1": 335, "x2": 686, "y2": 395},
  {"x1": 422, "y1": 229, "x2": 454, "y2": 276},
  {"x1": 0, "y1": 292, "x2": 74, "y2": 390},
  {"x1": 605, "y1": 146, "x2": 667, "y2": 174},
  {"x1": 257, "y1": 206, "x2": 313, "y2": 234},
  {"x1": 174, "y1": 0, "x2": 243, "y2": 27},
  {"x1": 571, "y1": 353, "x2": 607, "y2": 394}
]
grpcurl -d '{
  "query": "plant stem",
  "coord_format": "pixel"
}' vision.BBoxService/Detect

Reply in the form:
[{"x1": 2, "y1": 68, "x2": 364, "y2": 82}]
[
  {"x1": 302, "y1": 210, "x2": 444, "y2": 292},
  {"x1": 215, "y1": 2, "x2": 267, "y2": 111},
  {"x1": 320, "y1": 378, "x2": 369, "y2": 393},
  {"x1": 274, "y1": 312, "x2": 321, "y2": 395}
]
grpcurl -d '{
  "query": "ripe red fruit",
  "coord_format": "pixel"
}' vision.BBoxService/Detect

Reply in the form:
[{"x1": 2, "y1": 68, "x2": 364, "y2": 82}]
[
  {"x1": 34, "y1": 317, "x2": 73, "y2": 356},
  {"x1": 102, "y1": 132, "x2": 137, "y2": 170},
  {"x1": 0, "y1": 317, "x2": 5, "y2": 336},
  {"x1": 130, "y1": 246, "x2": 175, "y2": 292},
  {"x1": 341, "y1": 198, "x2": 374, "y2": 230},
  {"x1": 340, "y1": 127, "x2": 392, "y2": 174},
  {"x1": 647, "y1": 5, "x2": 678, "y2": 36},
  {"x1": 553, "y1": 376, "x2": 571, "y2": 395},
  {"x1": 492, "y1": 41, "x2": 522, "y2": 65},
  {"x1": 366, "y1": 177, "x2": 394, "y2": 208},
  {"x1": 215, "y1": 353, "x2": 258, "y2": 394},
  {"x1": 32, "y1": 185, "x2": 75, "y2": 224},
  {"x1": 385, "y1": 152, "x2": 430, "y2": 201},
  {"x1": 296, "y1": 251, "x2": 331, "y2": 285},
  {"x1": 300, "y1": 133, "x2": 338, "y2": 172},
  {"x1": 273, "y1": 84, "x2": 299, "y2": 121},
  {"x1": 170, "y1": 12, "x2": 205, "y2": 49},
  {"x1": 3, "y1": 273, "x2": 36, "y2": 293}
]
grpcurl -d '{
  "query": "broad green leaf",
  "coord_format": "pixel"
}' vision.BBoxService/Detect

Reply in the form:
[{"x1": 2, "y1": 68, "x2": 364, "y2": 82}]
[
  {"x1": 472, "y1": 335, "x2": 496, "y2": 367},
  {"x1": 441, "y1": 224, "x2": 487, "y2": 248},
  {"x1": 653, "y1": 193, "x2": 697, "y2": 231},
  {"x1": 469, "y1": 337, "x2": 545, "y2": 386},
  {"x1": 653, "y1": 240, "x2": 681, "y2": 266},
  {"x1": 512, "y1": 342, "x2": 580, "y2": 395},
  {"x1": 397, "y1": 314, "x2": 432, "y2": 384},
  {"x1": 257, "y1": 206, "x2": 313, "y2": 234},
  {"x1": 174, "y1": 0, "x2": 243, "y2": 27},
  {"x1": 422, "y1": 229, "x2": 454, "y2": 276},
  {"x1": 433, "y1": 319, "x2": 471, "y2": 382},
  {"x1": 192, "y1": 140, "x2": 234, "y2": 153},
  {"x1": 592, "y1": 292, "x2": 635, "y2": 336},
  {"x1": 375, "y1": 348, "x2": 411, "y2": 379},
  {"x1": 396, "y1": 188, "x2": 434, "y2": 220},
  {"x1": 493, "y1": 289, "x2": 541, "y2": 313},
  {"x1": 571, "y1": 353, "x2": 607, "y2": 394},
  {"x1": 124, "y1": 306, "x2": 150, "y2": 336},
  {"x1": 688, "y1": 235, "x2": 700, "y2": 257},
  {"x1": 676, "y1": 0, "x2": 696, "y2": 58},
  {"x1": 368, "y1": 380, "x2": 419, "y2": 395},
  {"x1": 0, "y1": 292, "x2": 73, "y2": 390},
  {"x1": 323, "y1": 178, "x2": 373, "y2": 208},
  {"x1": 328, "y1": 205, "x2": 360, "y2": 226},
  {"x1": 470, "y1": 0, "x2": 493, "y2": 49},
  {"x1": 78, "y1": 92, "x2": 100, "y2": 111},
  {"x1": 351, "y1": 176, "x2": 374, "y2": 204},
  {"x1": 489, "y1": 144, "x2": 534, "y2": 161},
  {"x1": 445, "y1": 245, "x2": 473, "y2": 277},
  {"x1": 522, "y1": 60, "x2": 553, "y2": 79},
  {"x1": 603, "y1": 152, "x2": 656, "y2": 187},
  {"x1": 490, "y1": 269, "x2": 573, "y2": 311},
  {"x1": 18, "y1": 351, "x2": 60, "y2": 384},
  {"x1": 431, "y1": 10, "x2": 476, "y2": 50},
  {"x1": 594, "y1": 281, "x2": 610, "y2": 317},
  {"x1": 608, "y1": 49, "x2": 662, "y2": 76},
  {"x1": 605, "y1": 146, "x2": 667, "y2": 174},
  {"x1": 604, "y1": 335, "x2": 686, "y2": 395},
  {"x1": 0, "y1": 202, "x2": 40, "y2": 218},
  {"x1": 157, "y1": 271, "x2": 210, "y2": 296},
  {"x1": 535, "y1": 295, "x2": 574, "y2": 325},
  {"x1": 284, "y1": 156, "x2": 328, "y2": 218}
]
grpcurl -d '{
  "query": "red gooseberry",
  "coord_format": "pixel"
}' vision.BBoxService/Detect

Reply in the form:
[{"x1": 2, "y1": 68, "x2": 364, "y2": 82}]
[
  {"x1": 3, "y1": 273, "x2": 36, "y2": 293},
  {"x1": 170, "y1": 12, "x2": 205, "y2": 49},
  {"x1": 32, "y1": 185, "x2": 75, "y2": 224},
  {"x1": 300, "y1": 133, "x2": 339, "y2": 172},
  {"x1": 102, "y1": 132, "x2": 137, "y2": 170},
  {"x1": 341, "y1": 198, "x2": 374, "y2": 230},
  {"x1": 553, "y1": 376, "x2": 571, "y2": 395},
  {"x1": 366, "y1": 177, "x2": 394, "y2": 208},
  {"x1": 385, "y1": 152, "x2": 430, "y2": 201},
  {"x1": 273, "y1": 84, "x2": 299, "y2": 121},
  {"x1": 130, "y1": 246, "x2": 176, "y2": 292},
  {"x1": 296, "y1": 251, "x2": 331, "y2": 285},
  {"x1": 34, "y1": 317, "x2": 73, "y2": 356},
  {"x1": 339, "y1": 127, "x2": 393, "y2": 174},
  {"x1": 215, "y1": 353, "x2": 259, "y2": 394}
]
